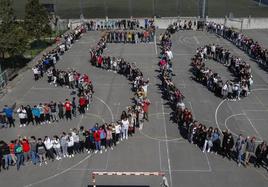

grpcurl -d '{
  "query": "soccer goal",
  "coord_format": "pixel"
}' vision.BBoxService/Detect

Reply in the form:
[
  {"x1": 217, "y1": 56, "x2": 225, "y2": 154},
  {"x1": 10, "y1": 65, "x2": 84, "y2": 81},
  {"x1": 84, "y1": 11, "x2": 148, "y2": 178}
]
[{"x1": 91, "y1": 171, "x2": 169, "y2": 187}]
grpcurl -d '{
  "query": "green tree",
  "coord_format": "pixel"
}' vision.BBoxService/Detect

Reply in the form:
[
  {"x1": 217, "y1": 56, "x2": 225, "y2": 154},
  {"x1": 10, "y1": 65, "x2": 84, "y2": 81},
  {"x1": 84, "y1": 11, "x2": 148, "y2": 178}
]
[
  {"x1": 24, "y1": 0, "x2": 52, "y2": 40},
  {"x1": 0, "y1": 0, "x2": 14, "y2": 33},
  {"x1": 0, "y1": 0, "x2": 15, "y2": 59},
  {"x1": 0, "y1": 0, "x2": 28, "y2": 61}
]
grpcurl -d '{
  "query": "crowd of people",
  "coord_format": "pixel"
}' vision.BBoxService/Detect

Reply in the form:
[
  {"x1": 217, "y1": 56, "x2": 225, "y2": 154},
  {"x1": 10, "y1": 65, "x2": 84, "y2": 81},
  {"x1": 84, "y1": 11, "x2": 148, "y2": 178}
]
[
  {"x1": 90, "y1": 33, "x2": 151, "y2": 130},
  {"x1": 104, "y1": 29, "x2": 155, "y2": 43},
  {"x1": 206, "y1": 22, "x2": 268, "y2": 67},
  {"x1": 32, "y1": 24, "x2": 87, "y2": 81},
  {"x1": 159, "y1": 25, "x2": 268, "y2": 170},
  {"x1": 0, "y1": 96, "x2": 92, "y2": 128},
  {"x1": 0, "y1": 31, "x2": 152, "y2": 172},
  {"x1": 191, "y1": 44, "x2": 253, "y2": 100},
  {"x1": 87, "y1": 18, "x2": 154, "y2": 31},
  {"x1": 0, "y1": 116, "x2": 141, "y2": 171},
  {"x1": 1, "y1": 68, "x2": 94, "y2": 129}
]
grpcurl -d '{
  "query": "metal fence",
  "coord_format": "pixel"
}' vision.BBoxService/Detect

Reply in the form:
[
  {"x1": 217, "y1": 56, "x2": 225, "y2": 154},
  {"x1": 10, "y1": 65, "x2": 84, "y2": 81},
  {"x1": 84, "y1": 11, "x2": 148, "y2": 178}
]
[
  {"x1": 13, "y1": 0, "x2": 268, "y2": 19},
  {"x1": 0, "y1": 70, "x2": 8, "y2": 92}
]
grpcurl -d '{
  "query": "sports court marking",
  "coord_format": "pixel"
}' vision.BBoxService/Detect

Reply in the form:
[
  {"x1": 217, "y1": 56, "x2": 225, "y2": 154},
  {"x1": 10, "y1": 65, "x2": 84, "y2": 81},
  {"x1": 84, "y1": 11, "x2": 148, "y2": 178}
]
[
  {"x1": 161, "y1": 99, "x2": 173, "y2": 187},
  {"x1": 158, "y1": 141, "x2": 212, "y2": 173},
  {"x1": 138, "y1": 113, "x2": 183, "y2": 142},
  {"x1": 23, "y1": 154, "x2": 93, "y2": 187},
  {"x1": 215, "y1": 88, "x2": 268, "y2": 142},
  {"x1": 69, "y1": 148, "x2": 111, "y2": 171}
]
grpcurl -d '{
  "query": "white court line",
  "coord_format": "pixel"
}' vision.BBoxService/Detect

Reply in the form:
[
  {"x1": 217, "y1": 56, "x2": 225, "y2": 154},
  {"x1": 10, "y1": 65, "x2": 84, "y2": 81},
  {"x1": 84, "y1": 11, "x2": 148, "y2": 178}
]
[
  {"x1": 193, "y1": 36, "x2": 200, "y2": 45},
  {"x1": 215, "y1": 99, "x2": 226, "y2": 135},
  {"x1": 161, "y1": 169, "x2": 211, "y2": 173},
  {"x1": 24, "y1": 154, "x2": 93, "y2": 187},
  {"x1": 204, "y1": 152, "x2": 212, "y2": 172},
  {"x1": 161, "y1": 99, "x2": 173, "y2": 187},
  {"x1": 223, "y1": 113, "x2": 263, "y2": 143},
  {"x1": 244, "y1": 112, "x2": 263, "y2": 140},
  {"x1": 93, "y1": 95, "x2": 114, "y2": 122},
  {"x1": 158, "y1": 141, "x2": 162, "y2": 171}
]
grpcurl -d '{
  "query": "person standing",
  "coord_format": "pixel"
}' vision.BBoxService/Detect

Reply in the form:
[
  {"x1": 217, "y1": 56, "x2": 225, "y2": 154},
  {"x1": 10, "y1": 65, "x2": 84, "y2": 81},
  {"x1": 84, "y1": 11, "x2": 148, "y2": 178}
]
[
  {"x1": 52, "y1": 136, "x2": 62, "y2": 160},
  {"x1": 60, "y1": 132, "x2": 68, "y2": 158},
  {"x1": 36, "y1": 138, "x2": 47, "y2": 166},
  {"x1": 72, "y1": 97, "x2": 77, "y2": 118},
  {"x1": 14, "y1": 140, "x2": 24, "y2": 170},
  {"x1": 44, "y1": 136, "x2": 55, "y2": 161},
  {"x1": 25, "y1": 105, "x2": 34, "y2": 126},
  {"x1": 49, "y1": 101, "x2": 58, "y2": 122},
  {"x1": 222, "y1": 130, "x2": 234, "y2": 160},
  {"x1": 0, "y1": 141, "x2": 11, "y2": 170},
  {"x1": 17, "y1": 106, "x2": 27, "y2": 127},
  {"x1": 93, "y1": 129, "x2": 101, "y2": 154},
  {"x1": 21, "y1": 138, "x2": 31, "y2": 162},
  {"x1": 142, "y1": 98, "x2": 150, "y2": 121},
  {"x1": 121, "y1": 117, "x2": 129, "y2": 140},
  {"x1": 1, "y1": 105, "x2": 15, "y2": 128},
  {"x1": 64, "y1": 99, "x2": 72, "y2": 121},
  {"x1": 29, "y1": 136, "x2": 37, "y2": 165},
  {"x1": 254, "y1": 141, "x2": 268, "y2": 168},
  {"x1": 235, "y1": 134, "x2": 245, "y2": 167},
  {"x1": 244, "y1": 136, "x2": 256, "y2": 167},
  {"x1": 58, "y1": 102, "x2": 64, "y2": 120},
  {"x1": 32, "y1": 105, "x2": 41, "y2": 125}
]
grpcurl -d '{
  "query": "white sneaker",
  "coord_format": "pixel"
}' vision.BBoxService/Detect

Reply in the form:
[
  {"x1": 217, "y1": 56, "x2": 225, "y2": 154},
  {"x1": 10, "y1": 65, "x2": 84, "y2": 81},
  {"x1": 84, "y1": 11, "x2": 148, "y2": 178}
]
[
  {"x1": 39, "y1": 163, "x2": 42, "y2": 166},
  {"x1": 105, "y1": 149, "x2": 107, "y2": 152},
  {"x1": 63, "y1": 155, "x2": 66, "y2": 158},
  {"x1": 45, "y1": 161, "x2": 47, "y2": 165},
  {"x1": 20, "y1": 125, "x2": 22, "y2": 127},
  {"x1": 100, "y1": 150, "x2": 102, "y2": 154},
  {"x1": 72, "y1": 154, "x2": 74, "y2": 157},
  {"x1": 87, "y1": 150, "x2": 91, "y2": 154},
  {"x1": 23, "y1": 124, "x2": 26, "y2": 127},
  {"x1": 94, "y1": 150, "x2": 98, "y2": 154},
  {"x1": 111, "y1": 147, "x2": 113, "y2": 150}
]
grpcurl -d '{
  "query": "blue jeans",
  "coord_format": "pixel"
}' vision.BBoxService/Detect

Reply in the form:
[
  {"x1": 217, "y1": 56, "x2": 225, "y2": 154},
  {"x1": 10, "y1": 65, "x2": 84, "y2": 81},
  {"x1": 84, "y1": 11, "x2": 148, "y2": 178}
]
[
  {"x1": 16, "y1": 153, "x2": 24, "y2": 170},
  {"x1": 30, "y1": 151, "x2": 38, "y2": 165},
  {"x1": 237, "y1": 150, "x2": 243, "y2": 164},
  {"x1": 3, "y1": 154, "x2": 12, "y2": 168},
  {"x1": 95, "y1": 141, "x2": 101, "y2": 151}
]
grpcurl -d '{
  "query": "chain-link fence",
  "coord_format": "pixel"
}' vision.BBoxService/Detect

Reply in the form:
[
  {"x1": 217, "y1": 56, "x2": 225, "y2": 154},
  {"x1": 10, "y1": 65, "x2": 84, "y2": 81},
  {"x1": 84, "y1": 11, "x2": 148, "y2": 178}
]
[
  {"x1": 12, "y1": 0, "x2": 268, "y2": 19},
  {"x1": 0, "y1": 70, "x2": 8, "y2": 92}
]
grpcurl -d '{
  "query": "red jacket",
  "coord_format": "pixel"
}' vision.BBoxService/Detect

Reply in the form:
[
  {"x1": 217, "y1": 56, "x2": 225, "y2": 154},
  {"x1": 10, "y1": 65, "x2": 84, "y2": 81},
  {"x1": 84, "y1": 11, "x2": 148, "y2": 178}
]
[
  {"x1": 64, "y1": 101, "x2": 72, "y2": 111},
  {"x1": 21, "y1": 140, "x2": 30, "y2": 153},
  {"x1": 94, "y1": 130, "x2": 101, "y2": 142},
  {"x1": 79, "y1": 97, "x2": 87, "y2": 107},
  {"x1": 97, "y1": 56, "x2": 103, "y2": 65},
  {"x1": 143, "y1": 100, "x2": 150, "y2": 113}
]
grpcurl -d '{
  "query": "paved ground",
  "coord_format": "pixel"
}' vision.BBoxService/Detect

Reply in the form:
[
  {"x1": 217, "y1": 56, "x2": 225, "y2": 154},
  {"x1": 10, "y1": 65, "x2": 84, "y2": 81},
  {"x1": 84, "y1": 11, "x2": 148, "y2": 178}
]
[{"x1": 0, "y1": 29, "x2": 268, "y2": 187}]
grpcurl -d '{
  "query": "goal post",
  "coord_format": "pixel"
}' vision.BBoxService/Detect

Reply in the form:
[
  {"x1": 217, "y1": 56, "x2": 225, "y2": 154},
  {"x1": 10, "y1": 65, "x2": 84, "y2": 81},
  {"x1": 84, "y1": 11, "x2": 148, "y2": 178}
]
[{"x1": 91, "y1": 171, "x2": 169, "y2": 187}]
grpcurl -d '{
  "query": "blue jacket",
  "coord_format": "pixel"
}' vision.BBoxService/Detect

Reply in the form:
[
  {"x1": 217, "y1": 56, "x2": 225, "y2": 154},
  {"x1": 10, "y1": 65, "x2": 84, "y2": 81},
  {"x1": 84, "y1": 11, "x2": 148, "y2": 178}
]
[
  {"x1": 32, "y1": 108, "x2": 41, "y2": 117},
  {"x1": 2, "y1": 107, "x2": 13, "y2": 118}
]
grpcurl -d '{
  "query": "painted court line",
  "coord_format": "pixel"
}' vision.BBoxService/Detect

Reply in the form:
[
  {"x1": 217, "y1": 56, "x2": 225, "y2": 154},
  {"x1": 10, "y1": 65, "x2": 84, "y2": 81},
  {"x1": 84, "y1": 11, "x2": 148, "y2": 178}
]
[
  {"x1": 24, "y1": 154, "x2": 93, "y2": 187},
  {"x1": 161, "y1": 99, "x2": 173, "y2": 187},
  {"x1": 244, "y1": 112, "x2": 263, "y2": 140}
]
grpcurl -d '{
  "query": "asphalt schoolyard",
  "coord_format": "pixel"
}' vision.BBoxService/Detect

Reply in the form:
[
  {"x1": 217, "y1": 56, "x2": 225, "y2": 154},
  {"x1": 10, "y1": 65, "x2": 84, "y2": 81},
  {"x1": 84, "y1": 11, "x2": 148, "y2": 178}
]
[{"x1": 0, "y1": 29, "x2": 268, "y2": 187}]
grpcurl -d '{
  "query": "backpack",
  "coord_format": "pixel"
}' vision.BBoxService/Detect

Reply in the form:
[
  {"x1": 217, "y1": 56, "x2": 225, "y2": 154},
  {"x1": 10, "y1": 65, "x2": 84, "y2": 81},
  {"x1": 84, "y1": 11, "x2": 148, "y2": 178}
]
[{"x1": 15, "y1": 145, "x2": 22, "y2": 153}]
